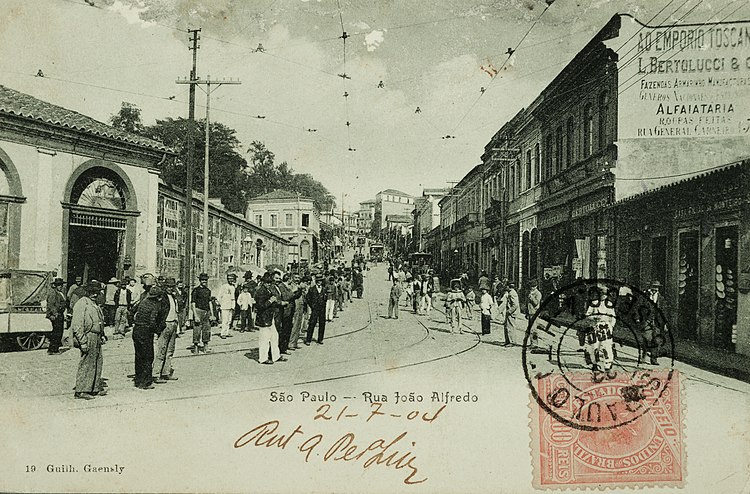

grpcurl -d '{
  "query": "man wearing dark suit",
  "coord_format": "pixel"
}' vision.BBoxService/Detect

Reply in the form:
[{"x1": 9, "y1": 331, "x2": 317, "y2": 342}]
[
  {"x1": 305, "y1": 275, "x2": 327, "y2": 345},
  {"x1": 644, "y1": 280, "x2": 668, "y2": 365},
  {"x1": 46, "y1": 278, "x2": 67, "y2": 354}
]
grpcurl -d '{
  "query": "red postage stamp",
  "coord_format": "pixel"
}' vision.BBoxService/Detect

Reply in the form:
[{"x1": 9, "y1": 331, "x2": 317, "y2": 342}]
[{"x1": 530, "y1": 369, "x2": 685, "y2": 489}]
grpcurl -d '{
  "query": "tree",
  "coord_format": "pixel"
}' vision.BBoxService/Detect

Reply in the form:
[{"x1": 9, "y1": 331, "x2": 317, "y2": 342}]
[
  {"x1": 245, "y1": 141, "x2": 336, "y2": 211},
  {"x1": 109, "y1": 102, "x2": 145, "y2": 134},
  {"x1": 142, "y1": 117, "x2": 251, "y2": 213}
]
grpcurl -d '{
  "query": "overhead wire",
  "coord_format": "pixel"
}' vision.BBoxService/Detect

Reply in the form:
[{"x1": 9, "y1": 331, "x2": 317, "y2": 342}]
[
  {"x1": 448, "y1": 0, "x2": 555, "y2": 136},
  {"x1": 618, "y1": 0, "x2": 750, "y2": 94}
]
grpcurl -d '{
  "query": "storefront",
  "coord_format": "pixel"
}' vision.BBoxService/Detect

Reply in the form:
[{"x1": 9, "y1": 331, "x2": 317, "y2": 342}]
[
  {"x1": 538, "y1": 188, "x2": 613, "y2": 286},
  {"x1": 613, "y1": 160, "x2": 750, "y2": 356}
]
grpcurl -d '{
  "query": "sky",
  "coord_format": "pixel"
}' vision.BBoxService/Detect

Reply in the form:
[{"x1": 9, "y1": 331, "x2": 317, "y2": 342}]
[{"x1": 1, "y1": 0, "x2": 748, "y2": 212}]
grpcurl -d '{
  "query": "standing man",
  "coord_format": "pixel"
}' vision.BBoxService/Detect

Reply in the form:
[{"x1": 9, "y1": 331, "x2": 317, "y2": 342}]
[
  {"x1": 155, "y1": 278, "x2": 179, "y2": 381},
  {"x1": 46, "y1": 278, "x2": 67, "y2": 354},
  {"x1": 445, "y1": 279, "x2": 466, "y2": 333},
  {"x1": 237, "y1": 284, "x2": 255, "y2": 333},
  {"x1": 104, "y1": 277, "x2": 119, "y2": 326},
  {"x1": 277, "y1": 272, "x2": 299, "y2": 355},
  {"x1": 644, "y1": 280, "x2": 667, "y2": 365},
  {"x1": 175, "y1": 280, "x2": 188, "y2": 336},
  {"x1": 190, "y1": 273, "x2": 214, "y2": 354},
  {"x1": 255, "y1": 271, "x2": 285, "y2": 364},
  {"x1": 352, "y1": 268, "x2": 364, "y2": 298},
  {"x1": 504, "y1": 281, "x2": 521, "y2": 347},
  {"x1": 305, "y1": 275, "x2": 327, "y2": 345},
  {"x1": 388, "y1": 278, "x2": 403, "y2": 319},
  {"x1": 112, "y1": 279, "x2": 132, "y2": 338},
  {"x1": 325, "y1": 275, "x2": 337, "y2": 322},
  {"x1": 290, "y1": 275, "x2": 308, "y2": 350},
  {"x1": 218, "y1": 273, "x2": 238, "y2": 339},
  {"x1": 132, "y1": 285, "x2": 165, "y2": 389},
  {"x1": 527, "y1": 279, "x2": 542, "y2": 317},
  {"x1": 479, "y1": 281, "x2": 494, "y2": 335},
  {"x1": 71, "y1": 280, "x2": 106, "y2": 399}
]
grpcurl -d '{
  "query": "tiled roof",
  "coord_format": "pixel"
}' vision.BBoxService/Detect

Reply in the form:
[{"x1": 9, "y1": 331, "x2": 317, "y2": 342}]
[
  {"x1": 248, "y1": 189, "x2": 311, "y2": 201},
  {"x1": 612, "y1": 159, "x2": 748, "y2": 207},
  {"x1": 0, "y1": 84, "x2": 172, "y2": 153}
]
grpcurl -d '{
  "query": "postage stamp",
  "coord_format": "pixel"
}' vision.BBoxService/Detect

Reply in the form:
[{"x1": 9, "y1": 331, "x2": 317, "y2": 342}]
[{"x1": 524, "y1": 279, "x2": 686, "y2": 489}]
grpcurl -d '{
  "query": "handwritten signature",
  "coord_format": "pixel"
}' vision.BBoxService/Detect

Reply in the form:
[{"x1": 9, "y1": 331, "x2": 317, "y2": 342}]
[{"x1": 233, "y1": 403, "x2": 446, "y2": 485}]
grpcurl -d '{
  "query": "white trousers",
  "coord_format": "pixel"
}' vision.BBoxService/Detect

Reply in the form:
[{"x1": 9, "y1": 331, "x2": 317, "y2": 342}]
[
  {"x1": 221, "y1": 308, "x2": 234, "y2": 336},
  {"x1": 258, "y1": 322, "x2": 280, "y2": 363},
  {"x1": 325, "y1": 300, "x2": 335, "y2": 321}
]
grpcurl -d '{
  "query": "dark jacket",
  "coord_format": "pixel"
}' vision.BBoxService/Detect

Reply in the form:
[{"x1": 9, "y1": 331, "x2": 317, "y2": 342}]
[
  {"x1": 134, "y1": 294, "x2": 167, "y2": 334},
  {"x1": 305, "y1": 284, "x2": 326, "y2": 313},
  {"x1": 46, "y1": 288, "x2": 66, "y2": 320},
  {"x1": 278, "y1": 282, "x2": 300, "y2": 321},
  {"x1": 254, "y1": 282, "x2": 279, "y2": 328},
  {"x1": 113, "y1": 288, "x2": 133, "y2": 308}
]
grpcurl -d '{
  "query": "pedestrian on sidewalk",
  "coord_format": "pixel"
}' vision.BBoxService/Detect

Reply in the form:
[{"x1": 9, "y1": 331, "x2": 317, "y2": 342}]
[
  {"x1": 255, "y1": 271, "x2": 284, "y2": 363},
  {"x1": 277, "y1": 272, "x2": 299, "y2": 355},
  {"x1": 445, "y1": 279, "x2": 466, "y2": 334},
  {"x1": 290, "y1": 275, "x2": 308, "y2": 349},
  {"x1": 504, "y1": 281, "x2": 521, "y2": 346},
  {"x1": 112, "y1": 280, "x2": 132, "y2": 338},
  {"x1": 388, "y1": 278, "x2": 403, "y2": 319},
  {"x1": 46, "y1": 277, "x2": 67, "y2": 354},
  {"x1": 305, "y1": 275, "x2": 327, "y2": 345},
  {"x1": 190, "y1": 273, "x2": 214, "y2": 354},
  {"x1": 479, "y1": 280, "x2": 494, "y2": 335},
  {"x1": 71, "y1": 280, "x2": 106, "y2": 399},
  {"x1": 217, "y1": 273, "x2": 238, "y2": 339},
  {"x1": 237, "y1": 284, "x2": 254, "y2": 333},
  {"x1": 154, "y1": 278, "x2": 179, "y2": 382},
  {"x1": 132, "y1": 285, "x2": 166, "y2": 389},
  {"x1": 463, "y1": 285, "x2": 475, "y2": 321},
  {"x1": 325, "y1": 275, "x2": 337, "y2": 322}
]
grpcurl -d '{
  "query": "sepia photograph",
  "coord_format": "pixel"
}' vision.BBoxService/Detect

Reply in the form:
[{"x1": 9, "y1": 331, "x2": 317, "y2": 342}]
[{"x1": 0, "y1": 0, "x2": 749, "y2": 492}]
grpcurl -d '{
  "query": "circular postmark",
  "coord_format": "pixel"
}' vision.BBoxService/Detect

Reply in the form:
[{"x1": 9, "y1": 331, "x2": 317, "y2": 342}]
[{"x1": 523, "y1": 279, "x2": 675, "y2": 431}]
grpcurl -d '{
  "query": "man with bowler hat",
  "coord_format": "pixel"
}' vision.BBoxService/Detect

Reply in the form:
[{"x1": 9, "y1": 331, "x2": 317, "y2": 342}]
[
  {"x1": 46, "y1": 278, "x2": 67, "y2": 354},
  {"x1": 305, "y1": 274, "x2": 327, "y2": 345}
]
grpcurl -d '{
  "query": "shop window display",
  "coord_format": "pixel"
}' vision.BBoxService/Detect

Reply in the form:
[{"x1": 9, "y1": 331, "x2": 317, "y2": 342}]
[{"x1": 715, "y1": 226, "x2": 738, "y2": 351}]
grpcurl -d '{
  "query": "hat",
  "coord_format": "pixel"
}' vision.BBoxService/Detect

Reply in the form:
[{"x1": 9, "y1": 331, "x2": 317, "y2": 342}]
[
  {"x1": 315, "y1": 274, "x2": 324, "y2": 282},
  {"x1": 86, "y1": 280, "x2": 102, "y2": 293},
  {"x1": 141, "y1": 273, "x2": 155, "y2": 285},
  {"x1": 148, "y1": 285, "x2": 164, "y2": 298},
  {"x1": 108, "y1": 277, "x2": 119, "y2": 283},
  {"x1": 52, "y1": 278, "x2": 65, "y2": 286},
  {"x1": 227, "y1": 273, "x2": 237, "y2": 280},
  {"x1": 198, "y1": 273, "x2": 209, "y2": 281},
  {"x1": 478, "y1": 278, "x2": 490, "y2": 291},
  {"x1": 164, "y1": 277, "x2": 177, "y2": 287},
  {"x1": 649, "y1": 280, "x2": 663, "y2": 288},
  {"x1": 450, "y1": 278, "x2": 462, "y2": 288}
]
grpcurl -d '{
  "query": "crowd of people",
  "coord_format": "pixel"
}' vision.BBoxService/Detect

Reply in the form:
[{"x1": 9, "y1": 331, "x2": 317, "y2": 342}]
[{"x1": 54, "y1": 260, "x2": 369, "y2": 400}]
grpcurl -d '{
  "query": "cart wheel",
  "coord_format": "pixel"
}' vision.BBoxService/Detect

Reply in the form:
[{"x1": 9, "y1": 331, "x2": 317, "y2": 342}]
[{"x1": 16, "y1": 333, "x2": 47, "y2": 351}]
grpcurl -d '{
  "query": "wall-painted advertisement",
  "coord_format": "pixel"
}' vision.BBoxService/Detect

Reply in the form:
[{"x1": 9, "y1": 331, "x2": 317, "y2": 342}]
[{"x1": 616, "y1": 17, "x2": 750, "y2": 139}]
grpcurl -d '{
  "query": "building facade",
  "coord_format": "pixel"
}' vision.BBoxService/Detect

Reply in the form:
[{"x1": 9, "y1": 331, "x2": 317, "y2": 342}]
[
  {"x1": 156, "y1": 184, "x2": 289, "y2": 288},
  {"x1": 374, "y1": 189, "x2": 414, "y2": 237},
  {"x1": 245, "y1": 190, "x2": 320, "y2": 267},
  {"x1": 0, "y1": 84, "x2": 174, "y2": 283}
]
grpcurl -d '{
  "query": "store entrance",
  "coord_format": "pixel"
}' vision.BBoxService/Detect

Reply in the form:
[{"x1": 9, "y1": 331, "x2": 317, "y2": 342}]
[
  {"x1": 715, "y1": 225, "x2": 738, "y2": 351},
  {"x1": 677, "y1": 231, "x2": 699, "y2": 341},
  {"x1": 67, "y1": 225, "x2": 122, "y2": 284}
]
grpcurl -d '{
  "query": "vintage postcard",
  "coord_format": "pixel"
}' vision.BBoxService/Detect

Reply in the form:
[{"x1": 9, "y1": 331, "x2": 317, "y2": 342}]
[{"x1": 0, "y1": 0, "x2": 749, "y2": 493}]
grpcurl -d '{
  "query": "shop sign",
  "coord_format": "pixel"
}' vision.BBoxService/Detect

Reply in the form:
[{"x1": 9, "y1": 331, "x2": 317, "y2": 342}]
[
  {"x1": 615, "y1": 19, "x2": 750, "y2": 139},
  {"x1": 674, "y1": 194, "x2": 748, "y2": 219},
  {"x1": 571, "y1": 196, "x2": 612, "y2": 219},
  {"x1": 538, "y1": 208, "x2": 570, "y2": 229}
]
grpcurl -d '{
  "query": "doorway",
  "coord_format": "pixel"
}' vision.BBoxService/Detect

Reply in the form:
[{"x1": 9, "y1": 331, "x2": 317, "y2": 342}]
[
  {"x1": 67, "y1": 225, "x2": 122, "y2": 283},
  {"x1": 677, "y1": 231, "x2": 699, "y2": 341}
]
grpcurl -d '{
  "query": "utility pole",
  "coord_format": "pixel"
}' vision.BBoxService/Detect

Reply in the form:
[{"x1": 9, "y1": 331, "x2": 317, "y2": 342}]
[
  {"x1": 176, "y1": 28, "x2": 200, "y2": 296},
  {"x1": 199, "y1": 76, "x2": 241, "y2": 272}
]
